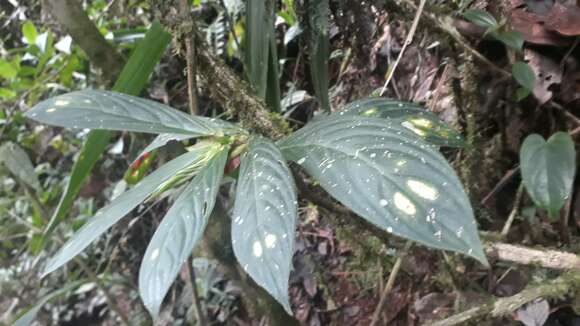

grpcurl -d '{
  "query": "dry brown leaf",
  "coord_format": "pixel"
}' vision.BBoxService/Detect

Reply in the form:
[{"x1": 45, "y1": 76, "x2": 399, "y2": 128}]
[
  {"x1": 545, "y1": 3, "x2": 580, "y2": 36},
  {"x1": 524, "y1": 49, "x2": 563, "y2": 104}
]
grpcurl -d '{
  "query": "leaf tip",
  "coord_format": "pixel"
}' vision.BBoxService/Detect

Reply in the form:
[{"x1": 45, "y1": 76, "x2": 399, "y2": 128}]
[{"x1": 470, "y1": 246, "x2": 490, "y2": 268}]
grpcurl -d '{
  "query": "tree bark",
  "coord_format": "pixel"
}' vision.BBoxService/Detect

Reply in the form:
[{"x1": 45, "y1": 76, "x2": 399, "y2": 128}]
[{"x1": 42, "y1": 0, "x2": 125, "y2": 82}]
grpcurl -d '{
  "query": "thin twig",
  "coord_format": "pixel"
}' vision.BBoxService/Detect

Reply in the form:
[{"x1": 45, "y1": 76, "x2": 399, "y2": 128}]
[
  {"x1": 399, "y1": 0, "x2": 511, "y2": 78},
  {"x1": 500, "y1": 183, "x2": 524, "y2": 237},
  {"x1": 186, "y1": 256, "x2": 208, "y2": 326},
  {"x1": 179, "y1": 2, "x2": 208, "y2": 323},
  {"x1": 74, "y1": 258, "x2": 131, "y2": 326},
  {"x1": 481, "y1": 167, "x2": 519, "y2": 206},
  {"x1": 379, "y1": 0, "x2": 426, "y2": 96},
  {"x1": 370, "y1": 242, "x2": 412, "y2": 326},
  {"x1": 180, "y1": 0, "x2": 199, "y2": 115},
  {"x1": 219, "y1": 0, "x2": 241, "y2": 51}
]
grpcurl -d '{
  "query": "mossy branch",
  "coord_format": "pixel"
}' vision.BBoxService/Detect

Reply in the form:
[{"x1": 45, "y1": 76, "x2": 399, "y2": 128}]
[{"x1": 428, "y1": 272, "x2": 580, "y2": 326}]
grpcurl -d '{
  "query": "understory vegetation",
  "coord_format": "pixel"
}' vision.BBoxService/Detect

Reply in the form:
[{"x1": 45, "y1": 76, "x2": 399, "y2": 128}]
[{"x1": 1, "y1": 0, "x2": 580, "y2": 325}]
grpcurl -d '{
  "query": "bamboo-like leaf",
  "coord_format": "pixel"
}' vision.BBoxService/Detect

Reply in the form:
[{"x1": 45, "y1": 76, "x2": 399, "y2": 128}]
[
  {"x1": 245, "y1": 0, "x2": 275, "y2": 99},
  {"x1": 39, "y1": 22, "x2": 171, "y2": 246},
  {"x1": 232, "y1": 137, "x2": 297, "y2": 314},
  {"x1": 139, "y1": 148, "x2": 227, "y2": 318},
  {"x1": 308, "y1": 0, "x2": 330, "y2": 112},
  {"x1": 279, "y1": 115, "x2": 487, "y2": 265},
  {"x1": 42, "y1": 145, "x2": 215, "y2": 277},
  {"x1": 265, "y1": 34, "x2": 281, "y2": 112}
]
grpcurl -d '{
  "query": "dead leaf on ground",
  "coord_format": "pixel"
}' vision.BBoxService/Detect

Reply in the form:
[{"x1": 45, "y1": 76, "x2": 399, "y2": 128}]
[
  {"x1": 413, "y1": 292, "x2": 456, "y2": 323},
  {"x1": 515, "y1": 298, "x2": 550, "y2": 326},
  {"x1": 524, "y1": 49, "x2": 562, "y2": 104},
  {"x1": 510, "y1": 1, "x2": 573, "y2": 46},
  {"x1": 545, "y1": 3, "x2": 580, "y2": 36}
]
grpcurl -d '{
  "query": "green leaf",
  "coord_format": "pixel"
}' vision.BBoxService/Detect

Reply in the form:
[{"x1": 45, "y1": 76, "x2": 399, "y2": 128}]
[
  {"x1": 232, "y1": 137, "x2": 298, "y2": 314},
  {"x1": 278, "y1": 115, "x2": 487, "y2": 265},
  {"x1": 339, "y1": 98, "x2": 465, "y2": 147},
  {"x1": 38, "y1": 22, "x2": 172, "y2": 248},
  {"x1": 265, "y1": 34, "x2": 281, "y2": 112},
  {"x1": 308, "y1": 0, "x2": 331, "y2": 112},
  {"x1": 22, "y1": 21, "x2": 38, "y2": 45},
  {"x1": 42, "y1": 146, "x2": 213, "y2": 277},
  {"x1": 515, "y1": 87, "x2": 531, "y2": 101},
  {"x1": 512, "y1": 61, "x2": 535, "y2": 92},
  {"x1": 139, "y1": 148, "x2": 227, "y2": 318},
  {"x1": 25, "y1": 90, "x2": 232, "y2": 136},
  {"x1": 0, "y1": 142, "x2": 41, "y2": 192},
  {"x1": 520, "y1": 132, "x2": 576, "y2": 220},
  {"x1": 0, "y1": 59, "x2": 18, "y2": 79},
  {"x1": 245, "y1": 0, "x2": 275, "y2": 99},
  {"x1": 113, "y1": 22, "x2": 171, "y2": 94},
  {"x1": 132, "y1": 133, "x2": 197, "y2": 164},
  {"x1": 494, "y1": 31, "x2": 524, "y2": 51},
  {"x1": 12, "y1": 279, "x2": 89, "y2": 326},
  {"x1": 463, "y1": 9, "x2": 498, "y2": 29},
  {"x1": 0, "y1": 87, "x2": 16, "y2": 99}
]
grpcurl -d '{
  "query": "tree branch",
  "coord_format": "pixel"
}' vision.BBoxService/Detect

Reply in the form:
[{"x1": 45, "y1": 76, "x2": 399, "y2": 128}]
[
  {"x1": 428, "y1": 272, "x2": 580, "y2": 326},
  {"x1": 42, "y1": 0, "x2": 125, "y2": 82}
]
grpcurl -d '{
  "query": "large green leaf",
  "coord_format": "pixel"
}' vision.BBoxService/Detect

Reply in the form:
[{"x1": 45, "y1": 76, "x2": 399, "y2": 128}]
[
  {"x1": 339, "y1": 98, "x2": 465, "y2": 147},
  {"x1": 12, "y1": 279, "x2": 89, "y2": 326},
  {"x1": 139, "y1": 148, "x2": 227, "y2": 318},
  {"x1": 232, "y1": 137, "x2": 297, "y2": 314},
  {"x1": 308, "y1": 0, "x2": 331, "y2": 112},
  {"x1": 520, "y1": 132, "x2": 576, "y2": 220},
  {"x1": 25, "y1": 90, "x2": 234, "y2": 136},
  {"x1": 278, "y1": 115, "x2": 487, "y2": 264},
  {"x1": 39, "y1": 21, "x2": 171, "y2": 246},
  {"x1": 42, "y1": 145, "x2": 215, "y2": 277},
  {"x1": 245, "y1": 0, "x2": 274, "y2": 99},
  {"x1": 0, "y1": 142, "x2": 41, "y2": 192}
]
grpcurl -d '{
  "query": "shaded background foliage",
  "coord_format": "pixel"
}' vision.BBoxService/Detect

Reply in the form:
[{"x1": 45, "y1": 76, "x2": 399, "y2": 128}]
[{"x1": 1, "y1": 0, "x2": 580, "y2": 325}]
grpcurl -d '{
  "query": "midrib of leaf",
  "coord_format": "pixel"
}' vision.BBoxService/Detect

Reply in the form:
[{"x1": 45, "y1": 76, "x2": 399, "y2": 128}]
[
  {"x1": 98, "y1": 92, "x2": 215, "y2": 135},
  {"x1": 244, "y1": 162, "x2": 288, "y2": 298}
]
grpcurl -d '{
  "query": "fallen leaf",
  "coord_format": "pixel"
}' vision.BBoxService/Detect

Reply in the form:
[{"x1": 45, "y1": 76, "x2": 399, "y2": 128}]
[
  {"x1": 515, "y1": 298, "x2": 550, "y2": 326},
  {"x1": 524, "y1": 49, "x2": 562, "y2": 104},
  {"x1": 511, "y1": 6, "x2": 571, "y2": 46},
  {"x1": 545, "y1": 3, "x2": 580, "y2": 36}
]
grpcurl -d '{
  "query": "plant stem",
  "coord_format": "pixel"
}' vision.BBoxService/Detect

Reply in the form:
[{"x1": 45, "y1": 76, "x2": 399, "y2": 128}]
[
  {"x1": 186, "y1": 256, "x2": 208, "y2": 326},
  {"x1": 399, "y1": 0, "x2": 511, "y2": 78},
  {"x1": 500, "y1": 183, "x2": 524, "y2": 237},
  {"x1": 74, "y1": 258, "x2": 131, "y2": 326},
  {"x1": 179, "y1": 0, "x2": 199, "y2": 115},
  {"x1": 369, "y1": 241, "x2": 412, "y2": 326},
  {"x1": 219, "y1": 0, "x2": 241, "y2": 51},
  {"x1": 179, "y1": 2, "x2": 208, "y2": 323},
  {"x1": 379, "y1": 0, "x2": 426, "y2": 96}
]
